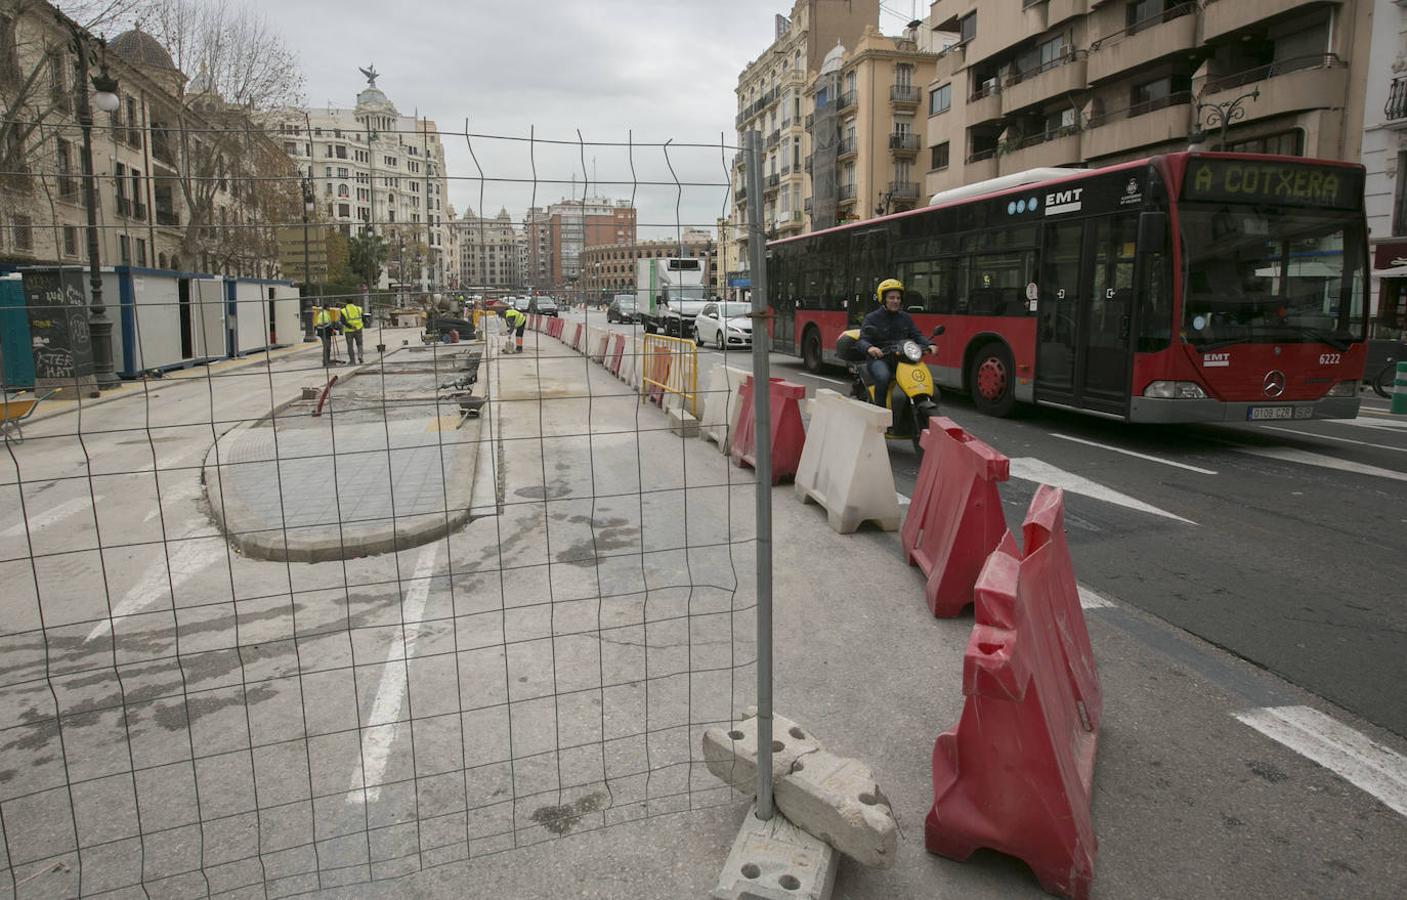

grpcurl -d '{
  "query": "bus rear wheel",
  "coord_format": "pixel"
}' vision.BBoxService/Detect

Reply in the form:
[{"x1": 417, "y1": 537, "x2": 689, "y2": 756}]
[
  {"x1": 969, "y1": 342, "x2": 1016, "y2": 417},
  {"x1": 802, "y1": 328, "x2": 823, "y2": 374}
]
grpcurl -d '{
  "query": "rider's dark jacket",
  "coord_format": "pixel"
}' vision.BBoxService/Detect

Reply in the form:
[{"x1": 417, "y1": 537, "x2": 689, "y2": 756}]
[{"x1": 856, "y1": 306, "x2": 928, "y2": 354}]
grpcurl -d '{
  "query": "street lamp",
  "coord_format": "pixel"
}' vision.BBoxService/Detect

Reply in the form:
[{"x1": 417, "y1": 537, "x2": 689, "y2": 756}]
[
  {"x1": 58, "y1": 12, "x2": 121, "y2": 388},
  {"x1": 300, "y1": 174, "x2": 317, "y2": 341},
  {"x1": 1190, "y1": 88, "x2": 1260, "y2": 150}
]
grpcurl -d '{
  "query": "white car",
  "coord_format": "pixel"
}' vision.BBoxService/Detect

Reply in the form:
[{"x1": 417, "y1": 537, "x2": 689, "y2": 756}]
[{"x1": 693, "y1": 301, "x2": 753, "y2": 350}]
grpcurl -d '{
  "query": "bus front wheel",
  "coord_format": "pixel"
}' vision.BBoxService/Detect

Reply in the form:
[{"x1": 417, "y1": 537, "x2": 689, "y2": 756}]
[
  {"x1": 969, "y1": 342, "x2": 1015, "y2": 417},
  {"x1": 802, "y1": 328, "x2": 823, "y2": 374}
]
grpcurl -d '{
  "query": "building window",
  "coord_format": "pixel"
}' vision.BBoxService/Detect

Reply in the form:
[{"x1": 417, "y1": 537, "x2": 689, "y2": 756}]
[
  {"x1": 929, "y1": 84, "x2": 951, "y2": 116},
  {"x1": 119, "y1": 234, "x2": 130, "y2": 263},
  {"x1": 62, "y1": 225, "x2": 78, "y2": 256},
  {"x1": 338, "y1": 203, "x2": 351, "y2": 217},
  {"x1": 56, "y1": 138, "x2": 77, "y2": 197},
  {"x1": 959, "y1": 12, "x2": 976, "y2": 43},
  {"x1": 12, "y1": 214, "x2": 32, "y2": 250},
  {"x1": 136, "y1": 238, "x2": 147, "y2": 266},
  {"x1": 931, "y1": 141, "x2": 950, "y2": 171},
  {"x1": 1220, "y1": 128, "x2": 1303, "y2": 157},
  {"x1": 1395, "y1": 152, "x2": 1407, "y2": 236}
]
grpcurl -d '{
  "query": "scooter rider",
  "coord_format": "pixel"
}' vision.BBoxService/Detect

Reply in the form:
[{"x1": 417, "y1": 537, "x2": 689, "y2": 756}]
[{"x1": 857, "y1": 278, "x2": 935, "y2": 406}]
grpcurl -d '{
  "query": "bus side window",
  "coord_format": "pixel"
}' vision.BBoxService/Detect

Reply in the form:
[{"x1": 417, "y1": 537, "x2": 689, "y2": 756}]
[{"x1": 899, "y1": 260, "x2": 932, "y2": 313}]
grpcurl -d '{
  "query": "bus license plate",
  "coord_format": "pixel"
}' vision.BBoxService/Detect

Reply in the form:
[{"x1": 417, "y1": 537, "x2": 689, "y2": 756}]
[{"x1": 1247, "y1": 406, "x2": 1295, "y2": 421}]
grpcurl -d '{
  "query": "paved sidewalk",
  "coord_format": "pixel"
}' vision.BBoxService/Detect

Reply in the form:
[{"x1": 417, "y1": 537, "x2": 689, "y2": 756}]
[{"x1": 204, "y1": 346, "x2": 485, "y2": 561}]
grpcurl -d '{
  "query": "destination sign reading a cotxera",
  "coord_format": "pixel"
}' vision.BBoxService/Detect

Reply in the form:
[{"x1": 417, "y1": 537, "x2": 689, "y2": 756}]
[{"x1": 1182, "y1": 158, "x2": 1363, "y2": 210}]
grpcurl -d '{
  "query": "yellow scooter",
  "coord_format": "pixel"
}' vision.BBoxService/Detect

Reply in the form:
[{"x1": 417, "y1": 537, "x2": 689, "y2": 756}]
[{"x1": 837, "y1": 326, "x2": 944, "y2": 454}]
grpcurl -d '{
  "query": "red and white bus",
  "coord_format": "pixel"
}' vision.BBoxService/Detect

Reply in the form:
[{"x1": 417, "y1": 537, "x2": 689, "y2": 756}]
[{"x1": 765, "y1": 152, "x2": 1369, "y2": 422}]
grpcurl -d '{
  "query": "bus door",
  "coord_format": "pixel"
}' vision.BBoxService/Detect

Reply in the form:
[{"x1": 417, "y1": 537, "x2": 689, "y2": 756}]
[
  {"x1": 850, "y1": 228, "x2": 888, "y2": 326},
  {"x1": 1036, "y1": 215, "x2": 1136, "y2": 414}
]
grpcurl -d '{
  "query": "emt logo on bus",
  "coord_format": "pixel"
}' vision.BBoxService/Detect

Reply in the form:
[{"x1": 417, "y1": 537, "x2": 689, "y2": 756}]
[{"x1": 1183, "y1": 159, "x2": 1361, "y2": 210}]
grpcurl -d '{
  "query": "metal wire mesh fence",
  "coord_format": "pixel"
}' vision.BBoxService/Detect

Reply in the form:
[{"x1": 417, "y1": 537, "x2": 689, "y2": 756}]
[{"x1": 0, "y1": 119, "x2": 766, "y2": 898}]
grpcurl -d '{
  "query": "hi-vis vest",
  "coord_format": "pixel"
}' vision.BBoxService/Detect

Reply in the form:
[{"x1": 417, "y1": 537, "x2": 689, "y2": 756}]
[
  {"x1": 313, "y1": 308, "x2": 330, "y2": 327},
  {"x1": 343, "y1": 303, "x2": 364, "y2": 332},
  {"x1": 504, "y1": 308, "x2": 526, "y2": 327}
]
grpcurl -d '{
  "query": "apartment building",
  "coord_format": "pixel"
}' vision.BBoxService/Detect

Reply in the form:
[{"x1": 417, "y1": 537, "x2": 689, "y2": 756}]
[
  {"x1": 457, "y1": 206, "x2": 521, "y2": 292},
  {"x1": 522, "y1": 207, "x2": 552, "y2": 291},
  {"x1": 1362, "y1": 0, "x2": 1407, "y2": 338},
  {"x1": 728, "y1": 0, "x2": 880, "y2": 286},
  {"x1": 923, "y1": 0, "x2": 1370, "y2": 197},
  {"x1": 275, "y1": 72, "x2": 452, "y2": 289},
  {"x1": 544, "y1": 198, "x2": 636, "y2": 292},
  {"x1": 807, "y1": 25, "x2": 940, "y2": 230},
  {"x1": 1, "y1": 15, "x2": 292, "y2": 278},
  {"x1": 579, "y1": 230, "x2": 716, "y2": 299}
]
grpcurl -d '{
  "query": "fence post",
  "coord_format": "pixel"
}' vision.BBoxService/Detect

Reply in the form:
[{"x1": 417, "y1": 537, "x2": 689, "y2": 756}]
[{"x1": 743, "y1": 129, "x2": 775, "y2": 821}]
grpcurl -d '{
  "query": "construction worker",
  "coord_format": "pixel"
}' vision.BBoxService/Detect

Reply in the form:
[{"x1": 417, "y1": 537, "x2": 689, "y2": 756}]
[
  {"x1": 342, "y1": 293, "x2": 366, "y2": 364},
  {"x1": 313, "y1": 304, "x2": 342, "y2": 366},
  {"x1": 503, "y1": 305, "x2": 527, "y2": 353}
]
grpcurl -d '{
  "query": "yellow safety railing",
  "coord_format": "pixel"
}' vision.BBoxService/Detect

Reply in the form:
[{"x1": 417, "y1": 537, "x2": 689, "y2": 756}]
[{"x1": 640, "y1": 334, "x2": 699, "y2": 416}]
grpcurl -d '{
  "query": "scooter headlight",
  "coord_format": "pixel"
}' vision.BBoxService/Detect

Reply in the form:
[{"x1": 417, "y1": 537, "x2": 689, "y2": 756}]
[{"x1": 901, "y1": 340, "x2": 923, "y2": 363}]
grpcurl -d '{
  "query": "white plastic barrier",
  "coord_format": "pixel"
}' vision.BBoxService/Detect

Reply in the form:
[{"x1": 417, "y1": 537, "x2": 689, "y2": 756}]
[
  {"x1": 699, "y1": 365, "x2": 750, "y2": 452},
  {"x1": 590, "y1": 328, "x2": 611, "y2": 362},
  {"x1": 620, "y1": 337, "x2": 643, "y2": 389},
  {"x1": 793, "y1": 389, "x2": 902, "y2": 533}
]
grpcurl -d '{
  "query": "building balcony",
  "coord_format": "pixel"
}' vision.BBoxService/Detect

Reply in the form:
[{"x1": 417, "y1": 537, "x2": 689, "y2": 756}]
[
  {"x1": 998, "y1": 127, "x2": 1082, "y2": 175},
  {"x1": 1087, "y1": 2, "x2": 1197, "y2": 84},
  {"x1": 781, "y1": 163, "x2": 792, "y2": 176},
  {"x1": 967, "y1": 82, "x2": 1003, "y2": 124},
  {"x1": 962, "y1": 149, "x2": 1000, "y2": 183},
  {"x1": 804, "y1": 155, "x2": 813, "y2": 173},
  {"x1": 804, "y1": 196, "x2": 813, "y2": 213},
  {"x1": 1082, "y1": 92, "x2": 1192, "y2": 159},
  {"x1": 1002, "y1": 54, "x2": 1088, "y2": 115},
  {"x1": 835, "y1": 90, "x2": 855, "y2": 113},
  {"x1": 1045, "y1": 0, "x2": 1088, "y2": 28},
  {"x1": 889, "y1": 133, "x2": 920, "y2": 156},
  {"x1": 1202, "y1": 0, "x2": 1336, "y2": 44},
  {"x1": 765, "y1": 173, "x2": 781, "y2": 193},
  {"x1": 890, "y1": 84, "x2": 920, "y2": 109},
  {"x1": 837, "y1": 183, "x2": 857, "y2": 204},
  {"x1": 887, "y1": 181, "x2": 920, "y2": 202},
  {"x1": 155, "y1": 206, "x2": 181, "y2": 228},
  {"x1": 1200, "y1": 55, "x2": 1348, "y2": 129},
  {"x1": 1387, "y1": 76, "x2": 1407, "y2": 125},
  {"x1": 767, "y1": 130, "x2": 781, "y2": 148},
  {"x1": 780, "y1": 211, "x2": 804, "y2": 229},
  {"x1": 805, "y1": 113, "x2": 814, "y2": 131},
  {"x1": 837, "y1": 136, "x2": 857, "y2": 160}
]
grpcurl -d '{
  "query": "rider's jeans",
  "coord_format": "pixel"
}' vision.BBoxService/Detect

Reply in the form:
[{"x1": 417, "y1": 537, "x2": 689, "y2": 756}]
[{"x1": 865, "y1": 357, "x2": 891, "y2": 405}]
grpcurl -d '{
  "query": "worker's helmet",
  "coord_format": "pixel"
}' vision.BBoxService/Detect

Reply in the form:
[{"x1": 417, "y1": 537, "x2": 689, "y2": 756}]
[{"x1": 875, "y1": 278, "x2": 904, "y2": 304}]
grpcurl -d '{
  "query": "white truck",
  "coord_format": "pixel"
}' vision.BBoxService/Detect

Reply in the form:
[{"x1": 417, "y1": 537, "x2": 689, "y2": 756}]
[{"x1": 636, "y1": 257, "x2": 710, "y2": 337}]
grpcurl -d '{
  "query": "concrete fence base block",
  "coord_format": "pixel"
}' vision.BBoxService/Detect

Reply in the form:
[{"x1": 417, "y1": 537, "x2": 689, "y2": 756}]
[
  {"x1": 668, "y1": 407, "x2": 700, "y2": 438},
  {"x1": 702, "y1": 710, "x2": 823, "y2": 795},
  {"x1": 793, "y1": 389, "x2": 902, "y2": 534},
  {"x1": 704, "y1": 710, "x2": 897, "y2": 868},
  {"x1": 712, "y1": 804, "x2": 838, "y2": 900},
  {"x1": 700, "y1": 365, "x2": 750, "y2": 452}
]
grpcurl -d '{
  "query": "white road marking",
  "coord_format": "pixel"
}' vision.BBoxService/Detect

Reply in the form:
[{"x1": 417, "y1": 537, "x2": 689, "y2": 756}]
[
  {"x1": 1, "y1": 494, "x2": 103, "y2": 539},
  {"x1": 1341, "y1": 415, "x2": 1407, "y2": 432},
  {"x1": 1235, "y1": 705, "x2": 1407, "y2": 819},
  {"x1": 1263, "y1": 425, "x2": 1407, "y2": 454},
  {"x1": 805, "y1": 374, "x2": 847, "y2": 386},
  {"x1": 1231, "y1": 446, "x2": 1407, "y2": 483},
  {"x1": 1007, "y1": 458, "x2": 1198, "y2": 526},
  {"x1": 1051, "y1": 433, "x2": 1218, "y2": 475},
  {"x1": 348, "y1": 542, "x2": 440, "y2": 805},
  {"x1": 86, "y1": 538, "x2": 225, "y2": 642},
  {"x1": 1077, "y1": 585, "x2": 1115, "y2": 609}
]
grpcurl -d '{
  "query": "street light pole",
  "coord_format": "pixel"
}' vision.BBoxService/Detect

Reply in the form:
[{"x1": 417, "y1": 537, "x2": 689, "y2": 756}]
[
  {"x1": 301, "y1": 175, "x2": 316, "y2": 341},
  {"x1": 1192, "y1": 88, "x2": 1260, "y2": 149},
  {"x1": 62, "y1": 18, "x2": 121, "y2": 389}
]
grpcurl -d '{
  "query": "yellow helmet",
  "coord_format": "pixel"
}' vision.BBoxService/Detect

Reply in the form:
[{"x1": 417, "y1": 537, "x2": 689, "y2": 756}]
[{"x1": 875, "y1": 278, "x2": 904, "y2": 304}]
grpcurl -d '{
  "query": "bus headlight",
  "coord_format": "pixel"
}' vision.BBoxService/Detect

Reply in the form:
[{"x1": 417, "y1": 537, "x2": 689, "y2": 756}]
[
  {"x1": 1326, "y1": 380, "x2": 1358, "y2": 398},
  {"x1": 1143, "y1": 381, "x2": 1208, "y2": 399},
  {"x1": 901, "y1": 340, "x2": 923, "y2": 363}
]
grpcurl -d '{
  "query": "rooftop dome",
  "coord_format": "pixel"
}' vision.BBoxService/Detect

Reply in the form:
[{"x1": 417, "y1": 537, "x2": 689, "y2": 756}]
[{"x1": 110, "y1": 29, "x2": 177, "y2": 71}]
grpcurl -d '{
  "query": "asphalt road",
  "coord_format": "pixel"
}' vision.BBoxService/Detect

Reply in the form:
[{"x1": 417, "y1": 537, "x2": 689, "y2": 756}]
[{"x1": 563, "y1": 309, "x2": 1407, "y2": 740}]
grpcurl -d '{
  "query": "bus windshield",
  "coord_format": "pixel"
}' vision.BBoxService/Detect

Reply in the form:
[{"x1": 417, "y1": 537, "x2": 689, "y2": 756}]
[{"x1": 1180, "y1": 204, "x2": 1366, "y2": 348}]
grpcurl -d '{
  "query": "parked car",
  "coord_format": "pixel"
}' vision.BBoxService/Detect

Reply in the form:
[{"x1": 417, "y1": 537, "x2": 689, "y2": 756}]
[
  {"x1": 529, "y1": 297, "x2": 559, "y2": 317},
  {"x1": 693, "y1": 301, "x2": 753, "y2": 350},
  {"x1": 608, "y1": 295, "x2": 638, "y2": 324}
]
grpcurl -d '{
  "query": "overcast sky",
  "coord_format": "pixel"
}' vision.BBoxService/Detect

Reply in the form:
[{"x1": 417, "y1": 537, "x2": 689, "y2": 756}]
[{"x1": 256, "y1": 0, "x2": 913, "y2": 241}]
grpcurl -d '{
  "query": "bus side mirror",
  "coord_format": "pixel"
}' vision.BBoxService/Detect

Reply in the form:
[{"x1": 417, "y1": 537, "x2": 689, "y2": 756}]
[
  {"x1": 931, "y1": 325, "x2": 945, "y2": 337},
  {"x1": 1138, "y1": 211, "x2": 1168, "y2": 251}
]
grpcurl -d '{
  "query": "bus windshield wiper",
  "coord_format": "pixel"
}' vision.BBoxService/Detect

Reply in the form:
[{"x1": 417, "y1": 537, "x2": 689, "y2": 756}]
[{"x1": 1290, "y1": 326, "x2": 1350, "y2": 351}]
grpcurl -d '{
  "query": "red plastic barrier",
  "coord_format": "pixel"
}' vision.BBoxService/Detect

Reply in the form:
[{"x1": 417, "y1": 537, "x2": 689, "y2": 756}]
[
  {"x1": 608, "y1": 334, "x2": 626, "y2": 375},
  {"x1": 645, "y1": 343, "x2": 671, "y2": 407},
  {"x1": 925, "y1": 485, "x2": 1101, "y2": 900},
  {"x1": 729, "y1": 377, "x2": 806, "y2": 484},
  {"x1": 569, "y1": 322, "x2": 583, "y2": 349},
  {"x1": 901, "y1": 418, "x2": 1010, "y2": 618},
  {"x1": 547, "y1": 318, "x2": 562, "y2": 339}
]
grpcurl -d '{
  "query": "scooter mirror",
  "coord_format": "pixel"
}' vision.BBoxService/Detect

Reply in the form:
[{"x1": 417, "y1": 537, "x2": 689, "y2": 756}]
[{"x1": 931, "y1": 325, "x2": 945, "y2": 337}]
